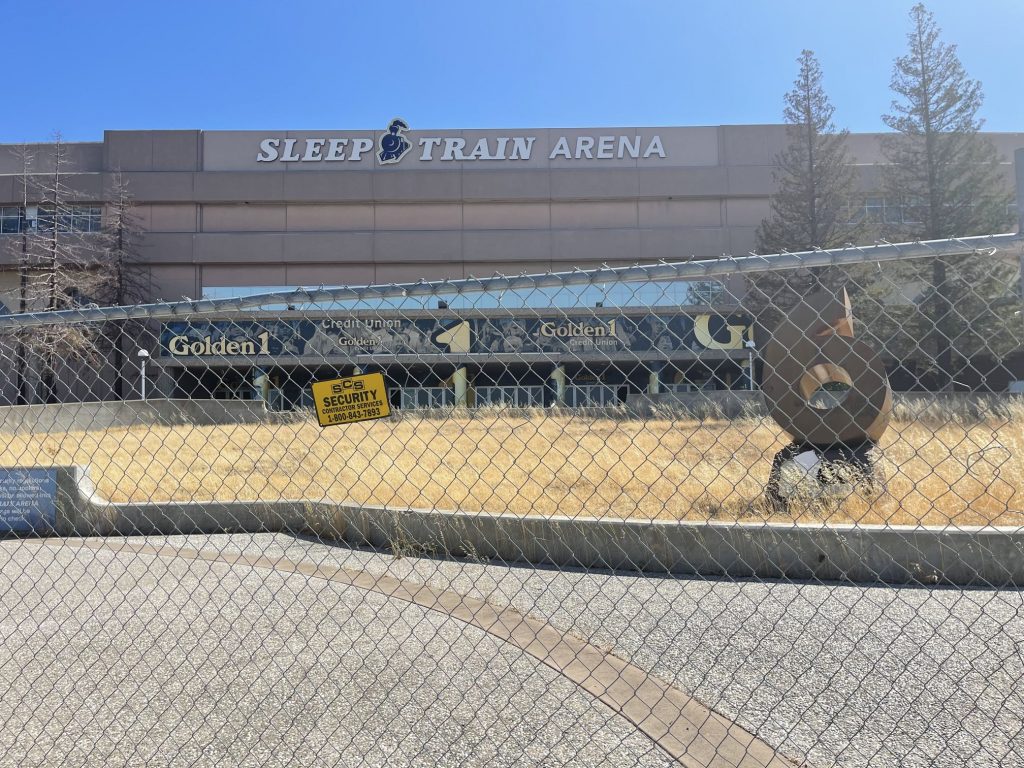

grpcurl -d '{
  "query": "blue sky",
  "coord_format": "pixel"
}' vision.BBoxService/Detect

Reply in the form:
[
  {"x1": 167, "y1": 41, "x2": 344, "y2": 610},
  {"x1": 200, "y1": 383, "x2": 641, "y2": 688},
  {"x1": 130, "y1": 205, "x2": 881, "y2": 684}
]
[{"x1": 4, "y1": 0, "x2": 1021, "y2": 143}]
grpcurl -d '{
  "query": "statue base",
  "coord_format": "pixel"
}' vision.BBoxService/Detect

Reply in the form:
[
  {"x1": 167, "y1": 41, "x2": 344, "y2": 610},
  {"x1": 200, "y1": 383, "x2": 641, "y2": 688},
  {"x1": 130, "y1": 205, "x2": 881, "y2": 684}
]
[{"x1": 766, "y1": 440, "x2": 882, "y2": 510}]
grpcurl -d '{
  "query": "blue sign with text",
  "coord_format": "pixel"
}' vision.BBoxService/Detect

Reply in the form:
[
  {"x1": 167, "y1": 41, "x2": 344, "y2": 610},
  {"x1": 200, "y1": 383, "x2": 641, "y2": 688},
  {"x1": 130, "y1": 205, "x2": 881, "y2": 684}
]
[{"x1": 0, "y1": 468, "x2": 57, "y2": 533}]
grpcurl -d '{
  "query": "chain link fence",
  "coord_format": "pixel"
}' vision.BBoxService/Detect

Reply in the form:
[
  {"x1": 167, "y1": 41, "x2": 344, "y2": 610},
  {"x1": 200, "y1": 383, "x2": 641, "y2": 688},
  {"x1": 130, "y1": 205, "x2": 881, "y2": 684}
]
[{"x1": 0, "y1": 234, "x2": 1021, "y2": 767}]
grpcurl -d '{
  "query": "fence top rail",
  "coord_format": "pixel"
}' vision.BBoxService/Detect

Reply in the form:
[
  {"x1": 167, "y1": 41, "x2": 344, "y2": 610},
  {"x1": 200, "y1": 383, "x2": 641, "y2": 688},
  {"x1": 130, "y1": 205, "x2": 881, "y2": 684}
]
[{"x1": 0, "y1": 232, "x2": 1019, "y2": 328}]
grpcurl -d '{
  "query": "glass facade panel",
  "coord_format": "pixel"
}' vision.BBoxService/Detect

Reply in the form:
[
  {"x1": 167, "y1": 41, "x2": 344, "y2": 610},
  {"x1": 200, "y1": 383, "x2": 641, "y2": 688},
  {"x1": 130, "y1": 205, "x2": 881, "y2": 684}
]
[{"x1": 202, "y1": 279, "x2": 735, "y2": 312}]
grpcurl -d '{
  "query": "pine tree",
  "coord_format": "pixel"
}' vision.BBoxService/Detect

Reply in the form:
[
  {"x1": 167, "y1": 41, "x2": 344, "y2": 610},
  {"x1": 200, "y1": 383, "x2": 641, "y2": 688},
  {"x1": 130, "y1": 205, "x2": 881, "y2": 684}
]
[
  {"x1": 749, "y1": 50, "x2": 860, "y2": 334},
  {"x1": 756, "y1": 50, "x2": 859, "y2": 255},
  {"x1": 882, "y1": 4, "x2": 1010, "y2": 241},
  {"x1": 874, "y1": 3, "x2": 1015, "y2": 390}
]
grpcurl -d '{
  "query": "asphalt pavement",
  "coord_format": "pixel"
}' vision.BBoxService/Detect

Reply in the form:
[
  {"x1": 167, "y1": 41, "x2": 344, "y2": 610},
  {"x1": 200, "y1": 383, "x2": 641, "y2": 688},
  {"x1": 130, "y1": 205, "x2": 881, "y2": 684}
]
[{"x1": 0, "y1": 533, "x2": 1021, "y2": 767}]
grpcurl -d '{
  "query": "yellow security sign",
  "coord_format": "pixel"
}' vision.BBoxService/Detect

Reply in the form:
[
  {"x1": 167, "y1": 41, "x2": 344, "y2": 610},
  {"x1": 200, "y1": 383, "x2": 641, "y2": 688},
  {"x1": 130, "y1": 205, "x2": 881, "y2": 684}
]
[{"x1": 310, "y1": 372, "x2": 391, "y2": 427}]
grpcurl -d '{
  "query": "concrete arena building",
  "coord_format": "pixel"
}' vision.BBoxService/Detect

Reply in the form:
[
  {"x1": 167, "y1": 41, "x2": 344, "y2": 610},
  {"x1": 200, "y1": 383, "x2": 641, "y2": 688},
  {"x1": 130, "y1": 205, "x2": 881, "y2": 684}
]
[{"x1": 0, "y1": 124, "x2": 1021, "y2": 408}]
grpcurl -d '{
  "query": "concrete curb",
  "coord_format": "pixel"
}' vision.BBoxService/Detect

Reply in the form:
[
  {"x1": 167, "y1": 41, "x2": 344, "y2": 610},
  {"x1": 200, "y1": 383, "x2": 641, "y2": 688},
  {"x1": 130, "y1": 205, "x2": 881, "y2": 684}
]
[{"x1": 45, "y1": 466, "x2": 1024, "y2": 587}]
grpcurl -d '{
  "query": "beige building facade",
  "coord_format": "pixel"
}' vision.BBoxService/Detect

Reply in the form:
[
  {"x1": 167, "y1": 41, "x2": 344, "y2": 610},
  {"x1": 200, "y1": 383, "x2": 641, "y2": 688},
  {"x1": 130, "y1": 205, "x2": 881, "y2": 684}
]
[
  {"x1": 0, "y1": 123, "x2": 1019, "y2": 306},
  {"x1": 0, "y1": 124, "x2": 1020, "y2": 406}
]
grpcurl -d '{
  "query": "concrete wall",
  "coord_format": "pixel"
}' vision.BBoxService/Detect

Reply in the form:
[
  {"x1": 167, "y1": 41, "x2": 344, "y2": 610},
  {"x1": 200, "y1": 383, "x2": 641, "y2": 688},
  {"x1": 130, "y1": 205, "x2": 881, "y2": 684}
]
[
  {"x1": 0, "y1": 399, "x2": 269, "y2": 434},
  {"x1": 627, "y1": 390, "x2": 764, "y2": 418},
  {"x1": 36, "y1": 465, "x2": 1024, "y2": 588},
  {"x1": 628, "y1": 391, "x2": 1024, "y2": 418}
]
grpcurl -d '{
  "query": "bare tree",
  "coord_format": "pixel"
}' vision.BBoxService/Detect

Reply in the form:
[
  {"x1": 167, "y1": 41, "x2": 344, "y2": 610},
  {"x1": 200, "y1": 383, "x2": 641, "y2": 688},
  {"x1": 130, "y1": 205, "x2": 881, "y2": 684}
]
[
  {"x1": 6, "y1": 138, "x2": 152, "y2": 404},
  {"x1": 10, "y1": 144, "x2": 34, "y2": 405},
  {"x1": 20, "y1": 133, "x2": 105, "y2": 403},
  {"x1": 94, "y1": 173, "x2": 150, "y2": 398}
]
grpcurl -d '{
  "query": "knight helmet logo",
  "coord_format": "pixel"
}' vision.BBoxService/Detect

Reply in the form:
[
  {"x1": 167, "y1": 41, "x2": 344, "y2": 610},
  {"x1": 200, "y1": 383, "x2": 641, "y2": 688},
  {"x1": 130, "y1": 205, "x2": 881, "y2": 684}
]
[{"x1": 378, "y1": 118, "x2": 412, "y2": 164}]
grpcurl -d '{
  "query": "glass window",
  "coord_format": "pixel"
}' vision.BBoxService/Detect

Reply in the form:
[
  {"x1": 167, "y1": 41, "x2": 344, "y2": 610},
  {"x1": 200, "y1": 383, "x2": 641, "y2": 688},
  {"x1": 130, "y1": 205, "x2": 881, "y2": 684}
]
[
  {"x1": 862, "y1": 198, "x2": 910, "y2": 225},
  {"x1": 36, "y1": 207, "x2": 55, "y2": 232},
  {"x1": 73, "y1": 206, "x2": 102, "y2": 232},
  {"x1": 883, "y1": 198, "x2": 902, "y2": 224},
  {"x1": 0, "y1": 207, "x2": 21, "y2": 234},
  {"x1": 33, "y1": 205, "x2": 102, "y2": 233},
  {"x1": 685, "y1": 281, "x2": 725, "y2": 305},
  {"x1": 844, "y1": 199, "x2": 866, "y2": 225},
  {"x1": 900, "y1": 196, "x2": 925, "y2": 225}
]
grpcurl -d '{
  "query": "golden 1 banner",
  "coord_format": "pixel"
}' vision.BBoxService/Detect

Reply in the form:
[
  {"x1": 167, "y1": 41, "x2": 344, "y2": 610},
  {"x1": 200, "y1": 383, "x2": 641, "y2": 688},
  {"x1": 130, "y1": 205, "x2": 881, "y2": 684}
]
[{"x1": 161, "y1": 312, "x2": 752, "y2": 359}]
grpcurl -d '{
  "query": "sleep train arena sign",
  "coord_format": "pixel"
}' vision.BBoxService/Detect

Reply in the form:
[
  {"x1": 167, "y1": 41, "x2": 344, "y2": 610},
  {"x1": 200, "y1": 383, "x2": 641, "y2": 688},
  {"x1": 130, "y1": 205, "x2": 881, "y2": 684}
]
[{"x1": 254, "y1": 118, "x2": 667, "y2": 165}]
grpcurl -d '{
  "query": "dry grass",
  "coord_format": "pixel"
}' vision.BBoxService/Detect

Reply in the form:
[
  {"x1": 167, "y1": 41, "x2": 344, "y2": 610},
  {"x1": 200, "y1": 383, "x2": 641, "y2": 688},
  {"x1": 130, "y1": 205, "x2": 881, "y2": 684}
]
[{"x1": 1, "y1": 407, "x2": 1021, "y2": 526}]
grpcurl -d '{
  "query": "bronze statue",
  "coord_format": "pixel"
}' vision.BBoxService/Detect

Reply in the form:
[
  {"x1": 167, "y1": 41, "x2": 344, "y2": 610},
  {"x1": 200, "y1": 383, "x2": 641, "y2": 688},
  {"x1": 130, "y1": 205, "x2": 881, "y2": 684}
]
[{"x1": 761, "y1": 287, "x2": 892, "y2": 505}]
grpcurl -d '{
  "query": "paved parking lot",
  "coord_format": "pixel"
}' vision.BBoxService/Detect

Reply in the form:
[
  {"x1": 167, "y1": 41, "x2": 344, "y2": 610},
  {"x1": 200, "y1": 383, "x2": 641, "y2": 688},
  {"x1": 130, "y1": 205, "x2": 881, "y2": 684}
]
[{"x1": 0, "y1": 533, "x2": 1021, "y2": 767}]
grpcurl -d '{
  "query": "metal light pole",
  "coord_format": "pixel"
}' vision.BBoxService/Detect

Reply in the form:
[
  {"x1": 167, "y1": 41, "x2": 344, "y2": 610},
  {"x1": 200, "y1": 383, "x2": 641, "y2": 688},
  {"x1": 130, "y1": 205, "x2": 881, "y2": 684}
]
[
  {"x1": 136, "y1": 348, "x2": 150, "y2": 400},
  {"x1": 744, "y1": 339, "x2": 757, "y2": 391}
]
